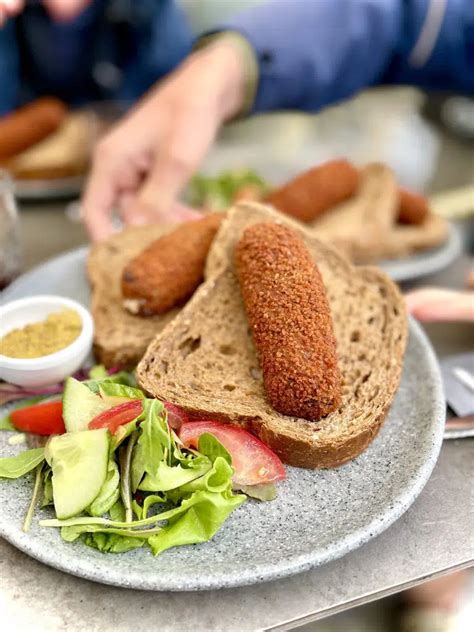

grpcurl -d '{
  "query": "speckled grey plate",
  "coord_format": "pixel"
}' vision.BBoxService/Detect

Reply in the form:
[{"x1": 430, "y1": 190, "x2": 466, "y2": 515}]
[
  {"x1": 378, "y1": 223, "x2": 462, "y2": 283},
  {"x1": 0, "y1": 249, "x2": 445, "y2": 591}
]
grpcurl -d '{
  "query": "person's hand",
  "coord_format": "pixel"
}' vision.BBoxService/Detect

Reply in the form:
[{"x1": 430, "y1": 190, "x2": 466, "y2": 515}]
[
  {"x1": 42, "y1": 1, "x2": 92, "y2": 22},
  {"x1": 0, "y1": 0, "x2": 24, "y2": 26},
  {"x1": 405, "y1": 288, "x2": 474, "y2": 322},
  {"x1": 82, "y1": 41, "x2": 247, "y2": 241},
  {"x1": 0, "y1": 0, "x2": 90, "y2": 26}
]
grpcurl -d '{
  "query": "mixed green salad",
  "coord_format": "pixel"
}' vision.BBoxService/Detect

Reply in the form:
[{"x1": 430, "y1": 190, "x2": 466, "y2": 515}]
[
  {"x1": 0, "y1": 368, "x2": 285, "y2": 556},
  {"x1": 187, "y1": 168, "x2": 268, "y2": 211}
]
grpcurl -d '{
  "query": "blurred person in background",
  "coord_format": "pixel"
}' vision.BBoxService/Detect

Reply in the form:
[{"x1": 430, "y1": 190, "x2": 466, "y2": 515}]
[
  {"x1": 0, "y1": 0, "x2": 192, "y2": 114},
  {"x1": 80, "y1": 0, "x2": 473, "y2": 238}
]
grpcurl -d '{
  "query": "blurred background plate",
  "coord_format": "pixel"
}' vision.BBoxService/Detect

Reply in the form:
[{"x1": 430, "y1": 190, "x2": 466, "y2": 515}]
[
  {"x1": 378, "y1": 223, "x2": 463, "y2": 283},
  {"x1": 14, "y1": 175, "x2": 85, "y2": 201}
]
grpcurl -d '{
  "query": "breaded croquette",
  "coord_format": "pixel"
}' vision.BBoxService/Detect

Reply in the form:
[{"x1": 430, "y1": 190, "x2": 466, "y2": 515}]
[
  {"x1": 265, "y1": 159, "x2": 359, "y2": 223},
  {"x1": 122, "y1": 213, "x2": 223, "y2": 316},
  {"x1": 398, "y1": 188, "x2": 430, "y2": 225},
  {"x1": 235, "y1": 222, "x2": 342, "y2": 420}
]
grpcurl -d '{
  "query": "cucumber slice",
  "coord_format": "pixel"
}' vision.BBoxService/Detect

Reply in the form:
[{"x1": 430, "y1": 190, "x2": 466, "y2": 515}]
[
  {"x1": 46, "y1": 429, "x2": 110, "y2": 519},
  {"x1": 63, "y1": 378, "x2": 110, "y2": 432}
]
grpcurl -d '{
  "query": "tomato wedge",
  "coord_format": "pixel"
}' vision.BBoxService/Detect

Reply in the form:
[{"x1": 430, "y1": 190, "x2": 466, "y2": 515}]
[
  {"x1": 10, "y1": 400, "x2": 65, "y2": 435},
  {"x1": 179, "y1": 421, "x2": 286, "y2": 486},
  {"x1": 88, "y1": 400, "x2": 143, "y2": 434}
]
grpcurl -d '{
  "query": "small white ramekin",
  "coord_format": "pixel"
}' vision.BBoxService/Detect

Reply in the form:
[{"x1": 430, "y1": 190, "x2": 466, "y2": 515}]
[{"x1": 0, "y1": 295, "x2": 93, "y2": 387}]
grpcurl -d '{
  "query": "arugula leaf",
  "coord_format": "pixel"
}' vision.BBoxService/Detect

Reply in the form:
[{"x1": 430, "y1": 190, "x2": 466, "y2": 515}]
[
  {"x1": 130, "y1": 442, "x2": 145, "y2": 492},
  {"x1": 98, "y1": 383, "x2": 145, "y2": 400},
  {"x1": 0, "y1": 448, "x2": 45, "y2": 479},
  {"x1": 23, "y1": 463, "x2": 43, "y2": 532},
  {"x1": 148, "y1": 490, "x2": 246, "y2": 556},
  {"x1": 88, "y1": 458, "x2": 120, "y2": 517},
  {"x1": 49, "y1": 489, "x2": 246, "y2": 556},
  {"x1": 137, "y1": 400, "x2": 169, "y2": 475},
  {"x1": 119, "y1": 432, "x2": 138, "y2": 523},
  {"x1": 62, "y1": 498, "x2": 145, "y2": 551},
  {"x1": 41, "y1": 489, "x2": 240, "y2": 530}
]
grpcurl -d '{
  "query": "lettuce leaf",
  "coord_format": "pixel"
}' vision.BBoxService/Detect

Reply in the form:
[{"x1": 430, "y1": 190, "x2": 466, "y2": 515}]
[
  {"x1": 0, "y1": 448, "x2": 45, "y2": 479},
  {"x1": 84, "y1": 532, "x2": 145, "y2": 553},
  {"x1": 148, "y1": 489, "x2": 246, "y2": 556},
  {"x1": 131, "y1": 400, "x2": 169, "y2": 487},
  {"x1": 85, "y1": 372, "x2": 136, "y2": 394},
  {"x1": 142, "y1": 494, "x2": 166, "y2": 519},
  {"x1": 0, "y1": 415, "x2": 15, "y2": 431},
  {"x1": 88, "y1": 365, "x2": 108, "y2": 380},
  {"x1": 197, "y1": 432, "x2": 232, "y2": 466},
  {"x1": 138, "y1": 459, "x2": 212, "y2": 492},
  {"x1": 98, "y1": 383, "x2": 145, "y2": 400},
  {"x1": 176, "y1": 457, "x2": 233, "y2": 495},
  {"x1": 88, "y1": 458, "x2": 120, "y2": 517}
]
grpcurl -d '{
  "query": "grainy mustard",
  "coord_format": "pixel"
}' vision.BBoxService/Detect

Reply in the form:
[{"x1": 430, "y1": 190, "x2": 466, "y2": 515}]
[{"x1": 0, "y1": 309, "x2": 82, "y2": 358}]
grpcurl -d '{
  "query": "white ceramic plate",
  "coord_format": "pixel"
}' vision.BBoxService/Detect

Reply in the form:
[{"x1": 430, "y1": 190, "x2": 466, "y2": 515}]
[{"x1": 0, "y1": 249, "x2": 445, "y2": 591}]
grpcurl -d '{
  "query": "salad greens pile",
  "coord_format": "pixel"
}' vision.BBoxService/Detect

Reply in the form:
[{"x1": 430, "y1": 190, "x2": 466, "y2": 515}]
[
  {"x1": 0, "y1": 368, "x2": 246, "y2": 556},
  {"x1": 187, "y1": 169, "x2": 269, "y2": 211}
]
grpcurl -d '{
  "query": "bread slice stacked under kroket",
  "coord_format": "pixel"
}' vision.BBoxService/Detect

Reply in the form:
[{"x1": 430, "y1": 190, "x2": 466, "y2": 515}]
[
  {"x1": 138, "y1": 203, "x2": 408, "y2": 468},
  {"x1": 87, "y1": 224, "x2": 179, "y2": 368}
]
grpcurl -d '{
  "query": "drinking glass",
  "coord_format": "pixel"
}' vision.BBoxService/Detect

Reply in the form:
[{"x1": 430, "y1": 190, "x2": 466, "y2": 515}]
[{"x1": 0, "y1": 169, "x2": 22, "y2": 290}]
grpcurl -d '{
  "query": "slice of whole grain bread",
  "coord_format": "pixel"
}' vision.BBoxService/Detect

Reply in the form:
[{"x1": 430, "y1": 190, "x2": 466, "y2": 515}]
[
  {"x1": 378, "y1": 212, "x2": 449, "y2": 260},
  {"x1": 309, "y1": 162, "x2": 399, "y2": 262},
  {"x1": 138, "y1": 203, "x2": 408, "y2": 468},
  {"x1": 87, "y1": 225, "x2": 180, "y2": 368}
]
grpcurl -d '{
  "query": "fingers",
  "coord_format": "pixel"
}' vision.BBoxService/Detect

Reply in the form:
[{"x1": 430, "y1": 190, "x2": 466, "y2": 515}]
[
  {"x1": 42, "y1": 0, "x2": 91, "y2": 22},
  {"x1": 82, "y1": 142, "x2": 121, "y2": 241},
  {"x1": 127, "y1": 107, "x2": 219, "y2": 226},
  {"x1": 0, "y1": 0, "x2": 24, "y2": 25},
  {"x1": 405, "y1": 288, "x2": 474, "y2": 322}
]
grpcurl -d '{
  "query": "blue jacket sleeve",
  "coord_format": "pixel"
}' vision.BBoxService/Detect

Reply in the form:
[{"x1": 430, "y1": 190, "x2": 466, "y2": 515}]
[{"x1": 221, "y1": 0, "x2": 474, "y2": 113}]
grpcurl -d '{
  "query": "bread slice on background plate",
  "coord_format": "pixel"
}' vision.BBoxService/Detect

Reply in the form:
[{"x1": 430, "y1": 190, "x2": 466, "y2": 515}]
[
  {"x1": 379, "y1": 212, "x2": 449, "y2": 260},
  {"x1": 87, "y1": 225, "x2": 179, "y2": 368},
  {"x1": 307, "y1": 162, "x2": 449, "y2": 263},
  {"x1": 138, "y1": 203, "x2": 408, "y2": 469},
  {"x1": 309, "y1": 162, "x2": 399, "y2": 262}
]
